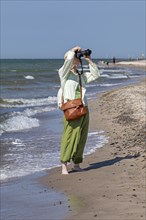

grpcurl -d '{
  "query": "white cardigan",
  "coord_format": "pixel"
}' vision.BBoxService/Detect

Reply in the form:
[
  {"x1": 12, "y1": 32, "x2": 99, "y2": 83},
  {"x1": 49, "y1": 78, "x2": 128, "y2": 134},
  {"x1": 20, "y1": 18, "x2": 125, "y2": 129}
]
[{"x1": 57, "y1": 50, "x2": 100, "y2": 108}]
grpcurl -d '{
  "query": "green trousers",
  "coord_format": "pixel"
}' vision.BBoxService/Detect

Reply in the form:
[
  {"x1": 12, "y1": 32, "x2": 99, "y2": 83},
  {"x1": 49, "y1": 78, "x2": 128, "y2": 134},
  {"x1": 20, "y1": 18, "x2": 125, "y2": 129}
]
[{"x1": 60, "y1": 107, "x2": 89, "y2": 164}]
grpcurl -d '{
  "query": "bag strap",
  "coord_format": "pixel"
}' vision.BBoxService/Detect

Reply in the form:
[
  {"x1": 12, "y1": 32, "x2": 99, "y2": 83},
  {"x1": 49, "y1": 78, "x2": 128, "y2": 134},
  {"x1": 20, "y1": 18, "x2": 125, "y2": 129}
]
[
  {"x1": 76, "y1": 70, "x2": 82, "y2": 100},
  {"x1": 76, "y1": 57, "x2": 83, "y2": 100}
]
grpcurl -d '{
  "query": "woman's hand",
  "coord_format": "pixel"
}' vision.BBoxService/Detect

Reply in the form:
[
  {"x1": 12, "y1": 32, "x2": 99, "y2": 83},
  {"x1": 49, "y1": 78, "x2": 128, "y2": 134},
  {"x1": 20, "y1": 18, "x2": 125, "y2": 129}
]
[
  {"x1": 84, "y1": 55, "x2": 94, "y2": 65},
  {"x1": 84, "y1": 55, "x2": 91, "y2": 61}
]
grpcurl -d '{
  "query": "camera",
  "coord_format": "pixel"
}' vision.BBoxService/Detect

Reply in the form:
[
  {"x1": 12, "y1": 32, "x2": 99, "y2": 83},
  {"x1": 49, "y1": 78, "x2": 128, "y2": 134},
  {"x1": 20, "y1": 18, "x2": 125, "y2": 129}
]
[{"x1": 75, "y1": 49, "x2": 92, "y2": 59}]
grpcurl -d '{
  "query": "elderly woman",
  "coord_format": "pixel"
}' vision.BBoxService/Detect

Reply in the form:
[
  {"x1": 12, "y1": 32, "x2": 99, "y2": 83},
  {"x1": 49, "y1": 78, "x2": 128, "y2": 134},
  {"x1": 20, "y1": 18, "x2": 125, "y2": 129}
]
[{"x1": 57, "y1": 46, "x2": 100, "y2": 174}]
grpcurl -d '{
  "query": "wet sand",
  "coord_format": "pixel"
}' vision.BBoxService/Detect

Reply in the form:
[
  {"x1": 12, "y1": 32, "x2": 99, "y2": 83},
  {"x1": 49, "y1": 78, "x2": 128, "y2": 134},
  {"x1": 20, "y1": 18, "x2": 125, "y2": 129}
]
[
  {"x1": 41, "y1": 79, "x2": 146, "y2": 220},
  {"x1": 1, "y1": 172, "x2": 69, "y2": 220}
]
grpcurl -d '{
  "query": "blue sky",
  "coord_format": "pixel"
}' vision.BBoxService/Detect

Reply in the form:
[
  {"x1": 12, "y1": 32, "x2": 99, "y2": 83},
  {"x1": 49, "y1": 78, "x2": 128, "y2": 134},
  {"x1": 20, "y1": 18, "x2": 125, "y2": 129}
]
[{"x1": 1, "y1": 0, "x2": 145, "y2": 59}]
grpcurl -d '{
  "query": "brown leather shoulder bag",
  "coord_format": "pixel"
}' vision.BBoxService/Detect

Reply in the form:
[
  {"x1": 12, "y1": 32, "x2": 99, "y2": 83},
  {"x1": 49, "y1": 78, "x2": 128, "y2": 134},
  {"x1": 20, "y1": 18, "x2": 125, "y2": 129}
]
[{"x1": 61, "y1": 74, "x2": 87, "y2": 121}]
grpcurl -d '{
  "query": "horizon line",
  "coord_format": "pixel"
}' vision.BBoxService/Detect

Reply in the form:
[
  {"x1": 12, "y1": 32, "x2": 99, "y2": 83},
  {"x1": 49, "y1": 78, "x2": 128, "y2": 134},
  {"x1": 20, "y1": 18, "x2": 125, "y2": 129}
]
[{"x1": 0, "y1": 57, "x2": 142, "y2": 60}]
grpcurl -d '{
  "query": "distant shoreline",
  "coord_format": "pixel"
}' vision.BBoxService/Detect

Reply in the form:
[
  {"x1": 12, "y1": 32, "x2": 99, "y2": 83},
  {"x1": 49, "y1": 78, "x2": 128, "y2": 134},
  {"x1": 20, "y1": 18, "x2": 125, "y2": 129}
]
[
  {"x1": 115, "y1": 59, "x2": 146, "y2": 70},
  {"x1": 1, "y1": 58, "x2": 145, "y2": 61}
]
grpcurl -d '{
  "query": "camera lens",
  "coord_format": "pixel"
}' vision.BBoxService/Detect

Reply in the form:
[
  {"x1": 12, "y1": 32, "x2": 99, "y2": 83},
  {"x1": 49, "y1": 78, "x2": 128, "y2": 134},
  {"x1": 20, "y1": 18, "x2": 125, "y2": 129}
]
[
  {"x1": 75, "y1": 49, "x2": 92, "y2": 59},
  {"x1": 82, "y1": 49, "x2": 92, "y2": 56}
]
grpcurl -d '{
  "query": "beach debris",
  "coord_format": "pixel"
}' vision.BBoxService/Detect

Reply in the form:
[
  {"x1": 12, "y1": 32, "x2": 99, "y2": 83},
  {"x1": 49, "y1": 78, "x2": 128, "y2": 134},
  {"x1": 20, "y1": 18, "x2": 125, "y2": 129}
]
[
  {"x1": 117, "y1": 194, "x2": 123, "y2": 196},
  {"x1": 132, "y1": 194, "x2": 137, "y2": 197}
]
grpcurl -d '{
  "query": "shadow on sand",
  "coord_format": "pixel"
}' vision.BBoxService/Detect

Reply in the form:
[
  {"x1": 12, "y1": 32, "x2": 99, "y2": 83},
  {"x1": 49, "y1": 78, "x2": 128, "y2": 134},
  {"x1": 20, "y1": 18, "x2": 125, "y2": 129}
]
[
  {"x1": 83, "y1": 153, "x2": 140, "y2": 172},
  {"x1": 69, "y1": 153, "x2": 140, "y2": 173}
]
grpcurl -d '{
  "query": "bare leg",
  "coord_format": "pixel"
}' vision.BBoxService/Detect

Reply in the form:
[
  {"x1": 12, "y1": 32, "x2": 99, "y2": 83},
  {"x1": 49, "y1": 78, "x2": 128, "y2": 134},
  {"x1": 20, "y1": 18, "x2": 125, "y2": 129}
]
[{"x1": 62, "y1": 163, "x2": 69, "y2": 175}]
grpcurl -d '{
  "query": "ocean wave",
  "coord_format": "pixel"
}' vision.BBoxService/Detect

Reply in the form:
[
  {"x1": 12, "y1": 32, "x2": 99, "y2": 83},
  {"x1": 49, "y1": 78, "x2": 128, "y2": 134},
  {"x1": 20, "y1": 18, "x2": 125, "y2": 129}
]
[
  {"x1": 100, "y1": 74, "x2": 130, "y2": 79},
  {"x1": 0, "y1": 105, "x2": 57, "y2": 135},
  {"x1": 11, "y1": 69, "x2": 17, "y2": 72},
  {"x1": 11, "y1": 139, "x2": 25, "y2": 146},
  {"x1": 24, "y1": 75, "x2": 35, "y2": 79},
  {"x1": 22, "y1": 106, "x2": 56, "y2": 116},
  {"x1": 0, "y1": 130, "x2": 108, "y2": 181},
  {"x1": 102, "y1": 69, "x2": 132, "y2": 73},
  {"x1": 0, "y1": 115, "x2": 39, "y2": 133},
  {"x1": 99, "y1": 83, "x2": 123, "y2": 86},
  {"x1": 0, "y1": 150, "x2": 61, "y2": 181},
  {"x1": 0, "y1": 96, "x2": 57, "y2": 108},
  {"x1": 85, "y1": 131, "x2": 108, "y2": 155},
  {"x1": 88, "y1": 131, "x2": 105, "y2": 136},
  {"x1": 9, "y1": 106, "x2": 56, "y2": 119},
  {"x1": 86, "y1": 83, "x2": 122, "y2": 88}
]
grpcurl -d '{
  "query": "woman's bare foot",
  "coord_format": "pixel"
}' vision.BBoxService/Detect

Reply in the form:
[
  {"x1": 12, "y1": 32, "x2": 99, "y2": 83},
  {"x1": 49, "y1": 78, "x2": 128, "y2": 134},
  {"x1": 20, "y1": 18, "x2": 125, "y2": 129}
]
[
  {"x1": 62, "y1": 163, "x2": 69, "y2": 175},
  {"x1": 73, "y1": 164, "x2": 83, "y2": 171}
]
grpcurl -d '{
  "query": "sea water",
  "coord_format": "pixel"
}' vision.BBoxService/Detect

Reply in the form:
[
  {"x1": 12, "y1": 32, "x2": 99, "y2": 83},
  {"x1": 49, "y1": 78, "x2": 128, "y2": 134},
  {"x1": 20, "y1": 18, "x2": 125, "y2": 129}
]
[{"x1": 0, "y1": 59, "x2": 145, "y2": 182}]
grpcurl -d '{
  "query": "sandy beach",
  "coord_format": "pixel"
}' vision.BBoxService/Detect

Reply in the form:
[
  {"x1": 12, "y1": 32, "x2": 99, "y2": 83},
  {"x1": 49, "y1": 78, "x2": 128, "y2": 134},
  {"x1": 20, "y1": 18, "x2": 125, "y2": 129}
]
[
  {"x1": 1, "y1": 61, "x2": 145, "y2": 220},
  {"x1": 116, "y1": 59, "x2": 146, "y2": 70},
  {"x1": 41, "y1": 78, "x2": 146, "y2": 220}
]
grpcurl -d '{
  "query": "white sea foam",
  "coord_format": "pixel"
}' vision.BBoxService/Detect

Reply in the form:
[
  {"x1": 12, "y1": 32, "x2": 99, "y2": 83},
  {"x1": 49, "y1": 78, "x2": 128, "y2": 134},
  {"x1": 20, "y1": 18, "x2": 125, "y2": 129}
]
[
  {"x1": 0, "y1": 115, "x2": 39, "y2": 133},
  {"x1": 102, "y1": 69, "x2": 132, "y2": 73},
  {"x1": 86, "y1": 83, "x2": 122, "y2": 88},
  {"x1": 0, "y1": 148, "x2": 60, "y2": 181},
  {"x1": 83, "y1": 65, "x2": 89, "y2": 68},
  {"x1": 24, "y1": 75, "x2": 35, "y2": 79},
  {"x1": 22, "y1": 106, "x2": 56, "y2": 116},
  {"x1": 99, "y1": 83, "x2": 122, "y2": 86},
  {"x1": 12, "y1": 139, "x2": 25, "y2": 146},
  {"x1": 98, "y1": 68, "x2": 132, "y2": 78},
  {"x1": 85, "y1": 131, "x2": 108, "y2": 155},
  {"x1": 88, "y1": 131, "x2": 105, "y2": 136},
  {"x1": 101, "y1": 74, "x2": 130, "y2": 79},
  {"x1": 0, "y1": 105, "x2": 56, "y2": 135},
  {"x1": 10, "y1": 106, "x2": 56, "y2": 118},
  {"x1": 0, "y1": 130, "x2": 108, "y2": 182},
  {"x1": 86, "y1": 92, "x2": 98, "y2": 98}
]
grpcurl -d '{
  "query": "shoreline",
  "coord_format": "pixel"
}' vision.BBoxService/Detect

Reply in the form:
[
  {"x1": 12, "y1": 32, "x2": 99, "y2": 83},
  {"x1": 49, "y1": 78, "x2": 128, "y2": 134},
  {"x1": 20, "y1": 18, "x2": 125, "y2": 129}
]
[
  {"x1": 98, "y1": 59, "x2": 146, "y2": 71},
  {"x1": 1, "y1": 63, "x2": 145, "y2": 219},
  {"x1": 41, "y1": 79, "x2": 146, "y2": 220}
]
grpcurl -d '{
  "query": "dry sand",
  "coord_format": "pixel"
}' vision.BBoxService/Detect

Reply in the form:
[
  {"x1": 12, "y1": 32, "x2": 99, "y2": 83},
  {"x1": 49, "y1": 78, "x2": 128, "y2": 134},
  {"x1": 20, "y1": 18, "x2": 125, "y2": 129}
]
[
  {"x1": 41, "y1": 80, "x2": 146, "y2": 220},
  {"x1": 116, "y1": 60, "x2": 146, "y2": 70}
]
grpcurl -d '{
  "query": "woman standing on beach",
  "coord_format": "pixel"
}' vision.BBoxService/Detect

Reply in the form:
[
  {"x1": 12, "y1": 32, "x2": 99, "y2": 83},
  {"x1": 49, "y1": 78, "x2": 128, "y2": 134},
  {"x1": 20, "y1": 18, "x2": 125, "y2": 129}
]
[{"x1": 57, "y1": 46, "x2": 100, "y2": 174}]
